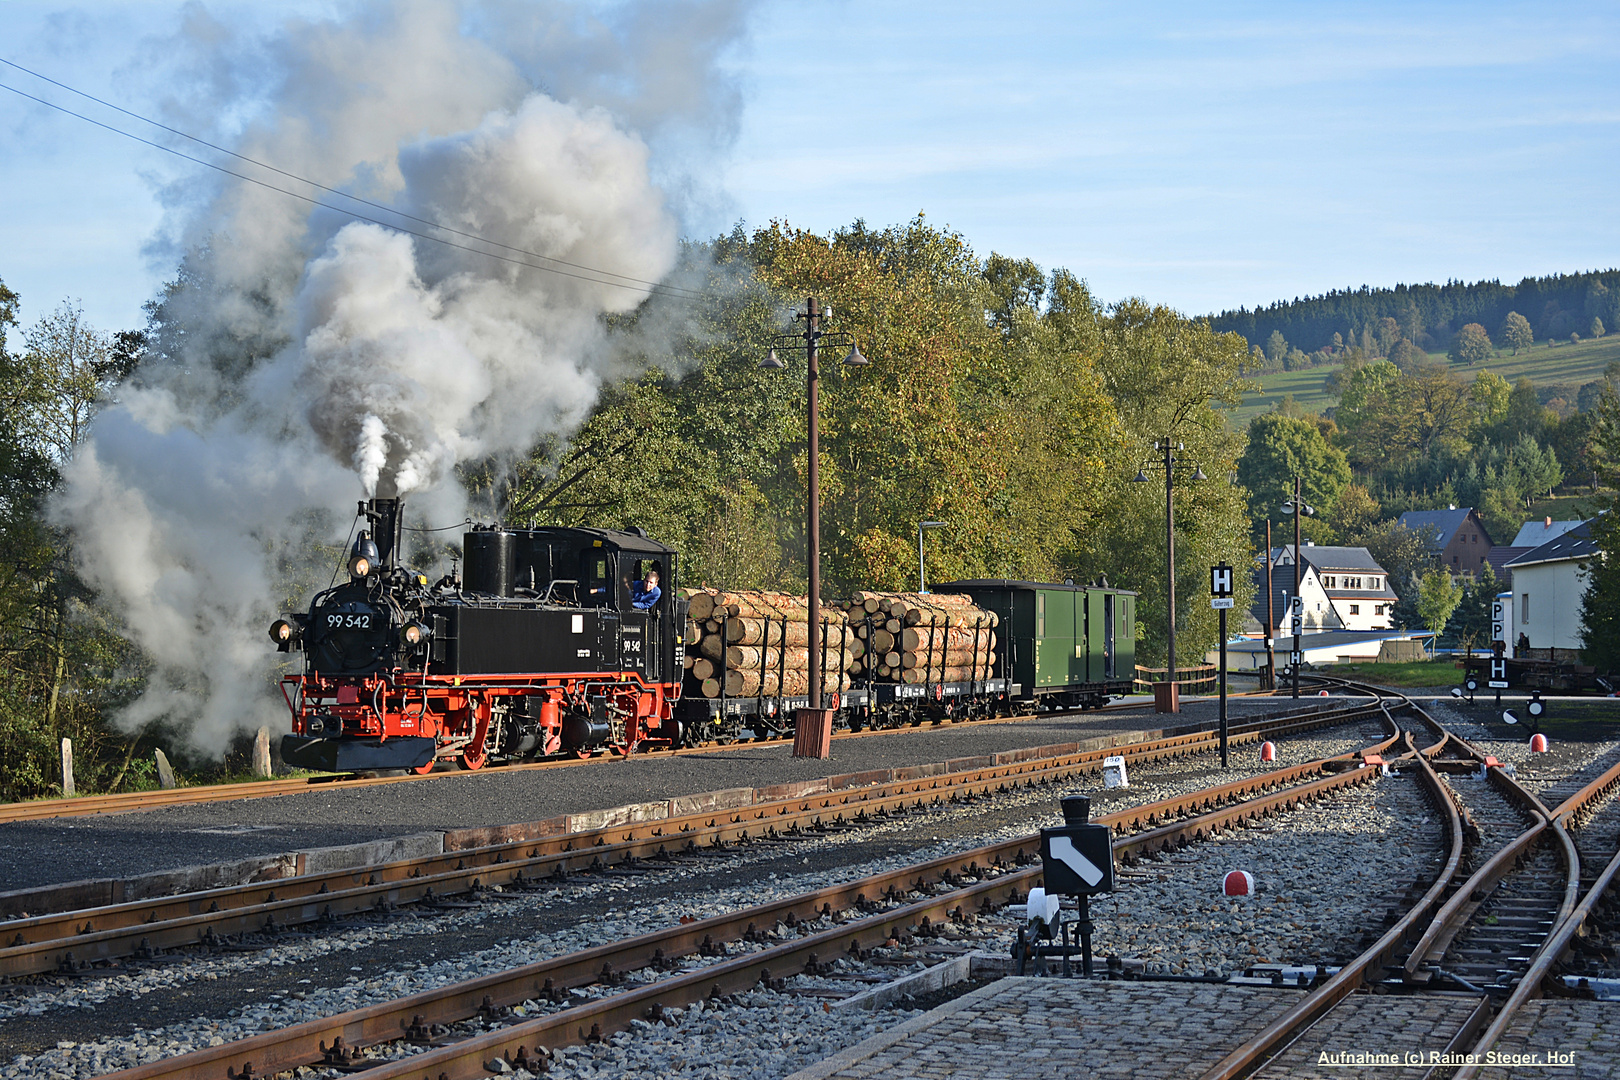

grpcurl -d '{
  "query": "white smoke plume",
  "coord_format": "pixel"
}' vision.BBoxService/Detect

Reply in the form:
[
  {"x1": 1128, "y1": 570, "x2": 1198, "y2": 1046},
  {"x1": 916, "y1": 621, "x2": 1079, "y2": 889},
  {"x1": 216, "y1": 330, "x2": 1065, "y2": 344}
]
[{"x1": 53, "y1": 0, "x2": 750, "y2": 754}]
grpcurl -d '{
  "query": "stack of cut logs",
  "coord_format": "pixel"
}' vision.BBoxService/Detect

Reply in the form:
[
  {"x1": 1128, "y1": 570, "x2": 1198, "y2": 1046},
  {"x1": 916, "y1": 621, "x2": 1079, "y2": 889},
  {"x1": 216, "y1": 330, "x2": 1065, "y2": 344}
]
[
  {"x1": 682, "y1": 589, "x2": 854, "y2": 699},
  {"x1": 682, "y1": 588, "x2": 1001, "y2": 697},
  {"x1": 841, "y1": 591, "x2": 998, "y2": 685}
]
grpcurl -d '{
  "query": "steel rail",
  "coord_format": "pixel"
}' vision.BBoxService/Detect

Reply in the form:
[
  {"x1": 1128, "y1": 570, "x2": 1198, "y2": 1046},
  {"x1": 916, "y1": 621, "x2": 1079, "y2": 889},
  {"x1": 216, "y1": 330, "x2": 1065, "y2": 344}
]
[
  {"x1": 98, "y1": 740, "x2": 1391, "y2": 1080},
  {"x1": 1196, "y1": 732, "x2": 1467, "y2": 1080},
  {"x1": 0, "y1": 692, "x2": 1338, "y2": 824},
  {"x1": 10, "y1": 742, "x2": 1380, "y2": 980},
  {"x1": 1450, "y1": 757, "x2": 1620, "y2": 1078},
  {"x1": 1400, "y1": 760, "x2": 1559, "y2": 978},
  {"x1": 3, "y1": 702, "x2": 1380, "y2": 952},
  {"x1": 1, "y1": 703, "x2": 1389, "y2": 977},
  {"x1": 1199, "y1": 686, "x2": 1597, "y2": 1080}
]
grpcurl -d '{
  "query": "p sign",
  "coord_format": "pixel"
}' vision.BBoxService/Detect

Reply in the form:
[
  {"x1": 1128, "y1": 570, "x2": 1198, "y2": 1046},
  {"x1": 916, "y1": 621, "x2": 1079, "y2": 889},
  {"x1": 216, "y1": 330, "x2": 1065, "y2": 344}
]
[
  {"x1": 1491, "y1": 600, "x2": 1506, "y2": 645},
  {"x1": 1211, "y1": 563, "x2": 1234, "y2": 598}
]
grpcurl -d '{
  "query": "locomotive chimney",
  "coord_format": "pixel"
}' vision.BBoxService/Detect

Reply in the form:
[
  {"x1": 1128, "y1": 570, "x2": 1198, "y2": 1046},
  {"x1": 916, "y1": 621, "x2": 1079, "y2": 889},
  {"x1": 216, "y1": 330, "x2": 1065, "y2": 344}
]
[{"x1": 365, "y1": 498, "x2": 405, "y2": 569}]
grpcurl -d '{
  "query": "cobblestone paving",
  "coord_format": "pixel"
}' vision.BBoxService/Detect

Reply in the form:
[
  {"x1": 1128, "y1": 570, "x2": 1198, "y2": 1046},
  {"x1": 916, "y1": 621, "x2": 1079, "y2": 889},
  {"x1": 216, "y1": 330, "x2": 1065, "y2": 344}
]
[
  {"x1": 1256, "y1": 992, "x2": 1488, "y2": 1077},
  {"x1": 787, "y1": 977, "x2": 1300, "y2": 1080},
  {"x1": 1477, "y1": 1000, "x2": 1620, "y2": 1080},
  {"x1": 791, "y1": 980, "x2": 1620, "y2": 1080}
]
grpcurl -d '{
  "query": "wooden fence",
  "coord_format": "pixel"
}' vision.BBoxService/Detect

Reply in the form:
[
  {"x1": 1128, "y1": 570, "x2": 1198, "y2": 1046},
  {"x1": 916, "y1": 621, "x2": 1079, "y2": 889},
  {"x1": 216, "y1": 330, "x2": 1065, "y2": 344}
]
[{"x1": 1133, "y1": 664, "x2": 1219, "y2": 695}]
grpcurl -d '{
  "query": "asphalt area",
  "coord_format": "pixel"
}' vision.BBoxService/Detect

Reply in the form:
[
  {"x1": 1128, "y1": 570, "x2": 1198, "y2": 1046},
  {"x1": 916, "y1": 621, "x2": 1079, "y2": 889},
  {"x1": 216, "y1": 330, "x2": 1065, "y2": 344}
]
[{"x1": 0, "y1": 697, "x2": 1299, "y2": 893}]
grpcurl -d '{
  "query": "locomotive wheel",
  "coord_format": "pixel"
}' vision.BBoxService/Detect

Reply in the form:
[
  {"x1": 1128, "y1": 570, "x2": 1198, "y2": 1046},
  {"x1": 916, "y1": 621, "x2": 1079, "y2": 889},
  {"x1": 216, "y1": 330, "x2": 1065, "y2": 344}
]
[{"x1": 458, "y1": 744, "x2": 487, "y2": 771}]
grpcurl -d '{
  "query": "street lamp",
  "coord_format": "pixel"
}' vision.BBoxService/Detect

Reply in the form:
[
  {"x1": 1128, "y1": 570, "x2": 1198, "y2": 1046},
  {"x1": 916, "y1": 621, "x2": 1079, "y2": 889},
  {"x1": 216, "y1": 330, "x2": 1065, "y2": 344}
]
[
  {"x1": 760, "y1": 298, "x2": 867, "y2": 740},
  {"x1": 1131, "y1": 438, "x2": 1206, "y2": 710},
  {"x1": 1279, "y1": 476, "x2": 1315, "y2": 700},
  {"x1": 918, "y1": 521, "x2": 946, "y2": 592}
]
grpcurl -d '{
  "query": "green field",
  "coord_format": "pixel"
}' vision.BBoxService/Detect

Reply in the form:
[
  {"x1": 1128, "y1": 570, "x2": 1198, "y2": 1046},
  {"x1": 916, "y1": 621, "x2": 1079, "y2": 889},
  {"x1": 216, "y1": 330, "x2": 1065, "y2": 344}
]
[
  {"x1": 1230, "y1": 335, "x2": 1620, "y2": 428},
  {"x1": 1318, "y1": 659, "x2": 1461, "y2": 688}
]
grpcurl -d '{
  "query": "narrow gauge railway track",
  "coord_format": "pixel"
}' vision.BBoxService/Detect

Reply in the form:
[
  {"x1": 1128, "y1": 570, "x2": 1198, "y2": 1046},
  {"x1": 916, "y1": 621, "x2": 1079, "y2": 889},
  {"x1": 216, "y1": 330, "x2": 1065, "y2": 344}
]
[
  {"x1": 96, "y1": 711, "x2": 1402, "y2": 1080},
  {"x1": 1200, "y1": 683, "x2": 1620, "y2": 1080},
  {"x1": 0, "y1": 690, "x2": 1277, "y2": 825},
  {"x1": 1448, "y1": 752, "x2": 1620, "y2": 1078},
  {"x1": 1, "y1": 700, "x2": 1387, "y2": 980}
]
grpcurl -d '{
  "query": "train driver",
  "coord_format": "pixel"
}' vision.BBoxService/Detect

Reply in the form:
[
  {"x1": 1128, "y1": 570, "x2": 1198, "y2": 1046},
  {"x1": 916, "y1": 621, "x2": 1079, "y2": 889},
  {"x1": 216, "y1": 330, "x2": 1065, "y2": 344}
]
[{"x1": 631, "y1": 563, "x2": 662, "y2": 610}]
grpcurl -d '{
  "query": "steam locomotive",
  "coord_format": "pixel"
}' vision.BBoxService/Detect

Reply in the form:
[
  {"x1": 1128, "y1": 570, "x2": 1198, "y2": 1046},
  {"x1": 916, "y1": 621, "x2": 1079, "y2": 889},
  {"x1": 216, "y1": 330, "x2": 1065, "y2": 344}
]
[
  {"x1": 272, "y1": 498, "x2": 1138, "y2": 772},
  {"x1": 274, "y1": 497, "x2": 686, "y2": 772}
]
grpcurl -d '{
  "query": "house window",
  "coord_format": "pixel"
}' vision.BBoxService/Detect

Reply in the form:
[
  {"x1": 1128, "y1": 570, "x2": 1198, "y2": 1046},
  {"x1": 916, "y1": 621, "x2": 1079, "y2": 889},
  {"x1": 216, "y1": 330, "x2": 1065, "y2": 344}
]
[
  {"x1": 1349, "y1": 604, "x2": 1360, "y2": 615},
  {"x1": 1369, "y1": 577, "x2": 1380, "y2": 589},
  {"x1": 1453, "y1": 555, "x2": 1459, "y2": 564},
  {"x1": 1323, "y1": 575, "x2": 1335, "y2": 588},
  {"x1": 1522, "y1": 593, "x2": 1530, "y2": 623},
  {"x1": 1374, "y1": 604, "x2": 1386, "y2": 615}
]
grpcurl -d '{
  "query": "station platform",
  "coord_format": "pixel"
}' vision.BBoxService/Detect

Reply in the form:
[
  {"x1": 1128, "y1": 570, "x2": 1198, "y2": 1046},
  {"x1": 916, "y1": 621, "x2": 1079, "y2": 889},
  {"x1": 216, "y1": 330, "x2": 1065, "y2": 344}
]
[{"x1": 0, "y1": 697, "x2": 1300, "y2": 904}]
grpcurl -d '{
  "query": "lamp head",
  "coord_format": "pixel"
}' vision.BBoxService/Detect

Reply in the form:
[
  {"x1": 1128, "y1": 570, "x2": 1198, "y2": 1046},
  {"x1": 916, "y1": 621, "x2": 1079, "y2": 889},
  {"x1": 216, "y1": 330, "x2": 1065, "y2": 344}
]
[
  {"x1": 759, "y1": 348, "x2": 785, "y2": 370},
  {"x1": 842, "y1": 342, "x2": 869, "y2": 366},
  {"x1": 348, "y1": 530, "x2": 380, "y2": 579},
  {"x1": 1192, "y1": 466, "x2": 1208, "y2": 482},
  {"x1": 1133, "y1": 470, "x2": 1150, "y2": 484}
]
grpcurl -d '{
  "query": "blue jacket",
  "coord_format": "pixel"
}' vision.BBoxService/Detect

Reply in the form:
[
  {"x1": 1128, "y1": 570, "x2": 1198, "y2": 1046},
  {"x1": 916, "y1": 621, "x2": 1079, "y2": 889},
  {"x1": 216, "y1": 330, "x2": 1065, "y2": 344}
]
[{"x1": 630, "y1": 581, "x2": 662, "y2": 610}]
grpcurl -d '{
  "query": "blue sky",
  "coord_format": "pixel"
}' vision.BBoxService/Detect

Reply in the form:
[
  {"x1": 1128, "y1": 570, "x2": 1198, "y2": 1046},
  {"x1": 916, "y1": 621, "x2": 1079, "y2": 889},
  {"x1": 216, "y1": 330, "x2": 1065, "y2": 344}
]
[{"x1": 2, "y1": 0, "x2": 1617, "y2": 335}]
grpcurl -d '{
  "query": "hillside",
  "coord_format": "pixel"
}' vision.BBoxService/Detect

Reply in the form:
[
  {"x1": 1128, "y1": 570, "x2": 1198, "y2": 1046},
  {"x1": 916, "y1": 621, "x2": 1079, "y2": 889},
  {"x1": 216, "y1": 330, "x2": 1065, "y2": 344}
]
[{"x1": 1230, "y1": 334, "x2": 1620, "y2": 427}]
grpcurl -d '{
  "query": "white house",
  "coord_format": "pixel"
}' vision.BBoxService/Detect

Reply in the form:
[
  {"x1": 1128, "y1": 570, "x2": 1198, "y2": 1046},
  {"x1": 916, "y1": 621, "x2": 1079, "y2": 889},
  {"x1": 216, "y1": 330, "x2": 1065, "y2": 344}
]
[
  {"x1": 1505, "y1": 518, "x2": 1598, "y2": 652},
  {"x1": 1259, "y1": 543, "x2": 1397, "y2": 632},
  {"x1": 1252, "y1": 555, "x2": 1340, "y2": 634}
]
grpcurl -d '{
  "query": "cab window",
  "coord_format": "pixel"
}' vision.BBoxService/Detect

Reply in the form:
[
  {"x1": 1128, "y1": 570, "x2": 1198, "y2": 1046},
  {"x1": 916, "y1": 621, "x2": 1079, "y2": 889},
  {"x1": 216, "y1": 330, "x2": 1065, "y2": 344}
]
[{"x1": 582, "y1": 551, "x2": 613, "y2": 606}]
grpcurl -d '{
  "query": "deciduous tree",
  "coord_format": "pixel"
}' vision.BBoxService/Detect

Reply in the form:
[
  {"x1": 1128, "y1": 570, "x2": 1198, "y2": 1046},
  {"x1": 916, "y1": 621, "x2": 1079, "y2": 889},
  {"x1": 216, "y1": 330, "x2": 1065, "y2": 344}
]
[
  {"x1": 1500, "y1": 311, "x2": 1533, "y2": 354},
  {"x1": 1236, "y1": 412, "x2": 1351, "y2": 541},
  {"x1": 1416, "y1": 569, "x2": 1463, "y2": 639},
  {"x1": 1448, "y1": 323, "x2": 1494, "y2": 366}
]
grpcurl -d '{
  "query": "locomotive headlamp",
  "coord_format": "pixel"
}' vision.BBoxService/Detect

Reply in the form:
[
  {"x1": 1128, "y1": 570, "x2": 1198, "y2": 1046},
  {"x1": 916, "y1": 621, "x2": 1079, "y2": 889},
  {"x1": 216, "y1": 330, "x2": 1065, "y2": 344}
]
[
  {"x1": 400, "y1": 620, "x2": 430, "y2": 647},
  {"x1": 269, "y1": 618, "x2": 295, "y2": 644},
  {"x1": 348, "y1": 530, "x2": 381, "y2": 579}
]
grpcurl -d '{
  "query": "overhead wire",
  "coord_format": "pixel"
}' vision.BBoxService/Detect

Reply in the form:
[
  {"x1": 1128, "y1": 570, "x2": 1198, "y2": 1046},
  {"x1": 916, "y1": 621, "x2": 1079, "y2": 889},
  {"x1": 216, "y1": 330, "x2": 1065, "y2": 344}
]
[{"x1": 0, "y1": 57, "x2": 707, "y2": 303}]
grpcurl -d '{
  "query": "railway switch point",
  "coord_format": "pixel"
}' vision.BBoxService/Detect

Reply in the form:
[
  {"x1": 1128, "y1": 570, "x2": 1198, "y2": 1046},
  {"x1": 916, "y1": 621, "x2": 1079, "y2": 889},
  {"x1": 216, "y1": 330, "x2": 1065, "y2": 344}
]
[
  {"x1": 1529, "y1": 732, "x2": 1549, "y2": 753},
  {"x1": 1223, "y1": 870, "x2": 1255, "y2": 896},
  {"x1": 1260, "y1": 741, "x2": 1276, "y2": 762}
]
